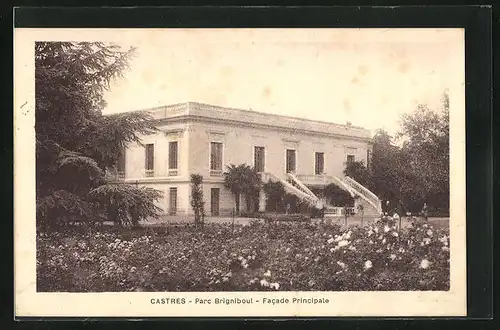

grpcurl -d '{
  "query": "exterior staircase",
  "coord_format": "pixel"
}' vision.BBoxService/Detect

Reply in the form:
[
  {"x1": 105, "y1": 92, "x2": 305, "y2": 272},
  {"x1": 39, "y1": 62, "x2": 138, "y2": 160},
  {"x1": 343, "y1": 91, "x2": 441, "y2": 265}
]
[
  {"x1": 322, "y1": 175, "x2": 382, "y2": 218},
  {"x1": 260, "y1": 172, "x2": 382, "y2": 218},
  {"x1": 260, "y1": 172, "x2": 322, "y2": 208}
]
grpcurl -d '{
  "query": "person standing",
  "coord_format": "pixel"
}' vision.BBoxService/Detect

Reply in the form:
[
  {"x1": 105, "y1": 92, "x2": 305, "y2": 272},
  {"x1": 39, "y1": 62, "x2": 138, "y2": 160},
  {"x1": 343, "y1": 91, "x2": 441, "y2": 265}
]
[{"x1": 421, "y1": 202, "x2": 428, "y2": 221}]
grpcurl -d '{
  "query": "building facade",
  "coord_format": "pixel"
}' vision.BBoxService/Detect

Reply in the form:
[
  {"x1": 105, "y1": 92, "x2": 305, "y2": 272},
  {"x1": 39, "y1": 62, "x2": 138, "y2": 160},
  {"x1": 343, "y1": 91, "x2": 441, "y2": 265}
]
[{"x1": 113, "y1": 102, "x2": 375, "y2": 217}]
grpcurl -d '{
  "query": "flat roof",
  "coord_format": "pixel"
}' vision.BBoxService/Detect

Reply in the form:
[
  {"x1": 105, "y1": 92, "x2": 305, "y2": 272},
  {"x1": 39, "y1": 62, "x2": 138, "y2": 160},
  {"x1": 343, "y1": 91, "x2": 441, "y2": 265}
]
[{"x1": 130, "y1": 102, "x2": 372, "y2": 140}]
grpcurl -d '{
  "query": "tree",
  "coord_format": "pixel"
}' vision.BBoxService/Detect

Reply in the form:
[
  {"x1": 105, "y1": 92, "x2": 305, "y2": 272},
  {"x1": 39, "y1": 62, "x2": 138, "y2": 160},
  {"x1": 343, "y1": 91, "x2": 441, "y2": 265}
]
[
  {"x1": 35, "y1": 41, "x2": 162, "y2": 229},
  {"x1": 263, "y1": 181, "x2": 286, "y2": 212},
  {"x1": 223, "y1": 164, "x2": 261, "y2": 214},
  {"x1": 397, "y1": 91, "x2": 450, "y2": 214},
  {"x1": 190, "y1": 174, "x2": 205, "y2": 227},
  {"x1": 343, "y1": 160, "x2": 370, "y2": 187},
  {"x1": 369, "y1": 129, "x2": 401, "y2": 208}
]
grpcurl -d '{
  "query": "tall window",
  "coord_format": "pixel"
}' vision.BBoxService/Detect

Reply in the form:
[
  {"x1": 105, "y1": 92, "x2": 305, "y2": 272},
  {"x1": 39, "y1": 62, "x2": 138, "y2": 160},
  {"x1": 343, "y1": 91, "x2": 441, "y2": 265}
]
[
  {"x1": 168, "y1": 141, "x2": 178, "y2": 176},
  {"x1": 286, "y1": 149, "x2": 296, "y2": 173},
  {"x1": 210, "y1": 142, "x2": 223, "y2": 176},
  {"x1": 315, "y1": 152, "x2": 324, "y2": 175},
  {"x1": 254, "y1": 146, "x2": 265, "y2": 172},
  {"x1": 117, "y1": 147, "x2": 126, "y2": 178},
  {"x1": 346, "y1": 154, "x2": 355, "y2": 164},
  {"x1": 145, "y1": 143, "x2": 154, "y2": 177},
  {"x1": 169, "y1": 187, "x2": 177, "y2": 215}
]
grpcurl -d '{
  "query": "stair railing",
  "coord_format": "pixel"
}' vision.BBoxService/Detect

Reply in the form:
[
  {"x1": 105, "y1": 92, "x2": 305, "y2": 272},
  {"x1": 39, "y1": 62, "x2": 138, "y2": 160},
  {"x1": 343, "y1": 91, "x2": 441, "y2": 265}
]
[
  {"x1": 261, "y1": 172, "x2": 321, "y2": 208},
  {"x1": 286, "y1": 172, "x2": 318, "y2": 199},
  {"x1": 343, "y1": 176, "x2": 382, "y2": 214}
]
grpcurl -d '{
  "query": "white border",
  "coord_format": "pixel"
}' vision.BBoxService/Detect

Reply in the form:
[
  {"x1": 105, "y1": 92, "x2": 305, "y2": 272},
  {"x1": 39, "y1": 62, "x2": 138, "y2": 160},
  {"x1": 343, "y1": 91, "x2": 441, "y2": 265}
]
[{"x1": 14, "y1": 28, "x2": 466, "y2": 318}]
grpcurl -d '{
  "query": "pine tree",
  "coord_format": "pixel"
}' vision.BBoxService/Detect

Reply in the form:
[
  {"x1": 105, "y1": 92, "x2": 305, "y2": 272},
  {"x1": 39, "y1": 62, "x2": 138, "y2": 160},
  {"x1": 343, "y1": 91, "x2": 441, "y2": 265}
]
[{"x1": 35, "y1": 41, "x2": 162, "y2": 230}]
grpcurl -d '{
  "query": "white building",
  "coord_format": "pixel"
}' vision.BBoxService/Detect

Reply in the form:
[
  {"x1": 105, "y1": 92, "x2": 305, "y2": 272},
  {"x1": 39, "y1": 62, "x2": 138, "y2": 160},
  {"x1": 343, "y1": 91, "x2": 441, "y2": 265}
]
[{"x1": 112, "y1": 102, "x2": 381, "y2": 218}]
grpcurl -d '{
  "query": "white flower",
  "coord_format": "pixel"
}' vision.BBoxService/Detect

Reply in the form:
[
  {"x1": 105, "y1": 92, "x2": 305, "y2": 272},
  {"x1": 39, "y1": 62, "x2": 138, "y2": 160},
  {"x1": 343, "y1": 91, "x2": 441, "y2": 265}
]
[
  {"x1": 384, "y1": 225, "x2": 390, "y2": 233},
  {"x1": 367, "y1": 230, "x2": 373, "y2": 237},
  {"x1": 420, "y1": 259, "x2": 430, "y2": 269},
  {"x1": 442, "y1": 246, "x2": 450, "y2": 252},
  {"x1": 399, "y1": 247, "x2": 405, "y2": 253},
  {"x1": 382, "y1": 238, "x2": 386, "y2": 244},
  {"x1": 423, "y1": 238, "x2": 431, "y2": 245},
  {"x1": 263, "y1": 270, "x2": 271, "y2": 277},
  {"x1": 364, "y1": 260, "x2": 373, "y2": 269},
  {"x1": 369, "y1": 240, "x2": 374, "y2": 244},
  {"x1": 270, "y1": 282, "x2": 280, "y2": 290},
  {"x1": 337, "y1": 261, "x2": 346, "y2": 268},
  {"x1": 238, "y1": 256, "x2": 243, "y2": 261},
  {"x1": 327, "y1": 238, "x2": 335, "y2": 244},
  {"x1": 260, "y1": 279, "x2": 270, "y2": 287},
  {"x1": 374, "y1": 227, "x2": 379, "y2": 233},
  {"x1": 338, "y1": 240, "x2": 349, "y2": 248},
  {"x1": 427, "y1": 229, "x2": 433, "y2": 236},
  {"x1": 392, "y1": 231, "x2": 399, "y2": 237},
  {"x1": 285, "y1": 247, "x2": 291, "y2": 253},
  {"x1": 345, "y1": 231, "x2": 352, "y2": 240},
  {"x1": 389, "y1": 254, "x2": 396, "y2": 261}
]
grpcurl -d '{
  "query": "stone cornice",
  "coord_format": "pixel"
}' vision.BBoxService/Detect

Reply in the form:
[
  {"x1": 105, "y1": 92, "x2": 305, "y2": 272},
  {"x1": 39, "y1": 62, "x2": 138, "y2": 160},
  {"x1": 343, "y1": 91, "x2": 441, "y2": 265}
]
[
  {"x1": 126, "y1": 102, "x2": 373, "y2": 144},
  {"x1": 157, "y1": 115, "x2": 373, "y2": 144}
]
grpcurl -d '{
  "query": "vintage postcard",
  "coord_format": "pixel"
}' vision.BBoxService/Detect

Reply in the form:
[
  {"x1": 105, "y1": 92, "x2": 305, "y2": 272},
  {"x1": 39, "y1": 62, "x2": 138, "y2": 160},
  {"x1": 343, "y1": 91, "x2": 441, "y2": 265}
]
[{"x1": 14, "y1": 28, "x2": 466, "y2": 317}]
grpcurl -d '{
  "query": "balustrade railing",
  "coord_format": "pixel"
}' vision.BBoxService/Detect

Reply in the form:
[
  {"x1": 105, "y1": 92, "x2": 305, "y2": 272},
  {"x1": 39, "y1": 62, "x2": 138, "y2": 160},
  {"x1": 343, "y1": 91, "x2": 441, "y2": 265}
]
[
  {"x1": 261, "y1": 172, "x2": 320, "y2": 207},
  {"x1": 343, "y1": 176, "x2": 382, "y2": 213}
]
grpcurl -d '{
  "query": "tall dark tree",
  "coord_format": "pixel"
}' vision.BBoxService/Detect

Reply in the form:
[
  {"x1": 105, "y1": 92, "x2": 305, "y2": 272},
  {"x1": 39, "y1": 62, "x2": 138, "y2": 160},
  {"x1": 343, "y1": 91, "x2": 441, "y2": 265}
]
[
  {"x1": 343, "y1": 160, "x2": 370, "y2": 187},
  {"x1": 35, "y1": 42, "x2": 162, "y2": 229},
  {"x1": 397, "y1": 91, "x2": 450, "y2": 213},
  {"x1": 190, "y1": 174, "x2": 205, "y2": 227},
  {"x1": 369, "y1": 129, "x2": 401, "y2": 207}
]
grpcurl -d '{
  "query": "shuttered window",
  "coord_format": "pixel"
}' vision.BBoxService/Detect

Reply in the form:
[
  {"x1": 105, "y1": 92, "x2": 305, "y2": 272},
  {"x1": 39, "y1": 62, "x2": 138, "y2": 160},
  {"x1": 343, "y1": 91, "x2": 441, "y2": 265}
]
[
  {"x1": 315, "y1": 152, "x2": 324, "y2": 175},
  {"x1": 254, "y1": 146, "x2": 265, "y2": 172}
]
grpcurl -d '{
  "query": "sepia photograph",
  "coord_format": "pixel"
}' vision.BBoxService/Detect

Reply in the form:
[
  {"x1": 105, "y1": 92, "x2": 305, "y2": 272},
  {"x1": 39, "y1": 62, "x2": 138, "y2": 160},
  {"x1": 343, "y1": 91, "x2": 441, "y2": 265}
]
[{"x1": 15, "y1": 27, "x2": 467, "y2": 317}]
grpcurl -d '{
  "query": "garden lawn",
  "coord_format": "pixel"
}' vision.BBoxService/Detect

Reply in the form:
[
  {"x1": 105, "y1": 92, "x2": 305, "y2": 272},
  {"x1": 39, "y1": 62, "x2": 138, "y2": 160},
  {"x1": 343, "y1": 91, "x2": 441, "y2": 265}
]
[{"x1": 37, "y1": 218, "x2": 450, "y2": 292}]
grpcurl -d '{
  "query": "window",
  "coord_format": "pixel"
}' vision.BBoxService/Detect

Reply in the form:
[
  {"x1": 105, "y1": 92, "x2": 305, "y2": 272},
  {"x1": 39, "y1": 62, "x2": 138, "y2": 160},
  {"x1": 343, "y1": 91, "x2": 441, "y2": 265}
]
[
  {"x1": 117, "y1": 147, "x2": 126, "y2": 178},
  {"x1": 169, "y1": 188, "x2": 177, "y2": 215},
  {"x1": 286, "y1": 149, "x2": 296, "y2": 173},
  {"x1": 254, "y1": 146, "x2": 265, "y2": 172},
  {"x1": 315, "y1": 152, "x2": 324, "y2": 175},
  {"x1": 210, "y1": 142, "x2": 223, "y2": 176},
  {"x1": 346, "y1": 154, "x2": 355, "y2": 164},
  {"x1": 168, "y1": 141, "x2": 178, "y2": 176},
  {"x1": 145, "y1": 144, "x2": 154, "y2": 177},
  {"x1": 211, "y1": 188, "x2": 220, "y2": 216}
]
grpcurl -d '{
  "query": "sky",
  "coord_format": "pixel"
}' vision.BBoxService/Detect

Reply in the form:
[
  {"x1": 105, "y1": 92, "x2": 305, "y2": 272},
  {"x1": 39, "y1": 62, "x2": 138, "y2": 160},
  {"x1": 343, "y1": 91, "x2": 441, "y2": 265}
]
[{"x1": 100, "y1": 28, "x2": 464, "y2": 136}]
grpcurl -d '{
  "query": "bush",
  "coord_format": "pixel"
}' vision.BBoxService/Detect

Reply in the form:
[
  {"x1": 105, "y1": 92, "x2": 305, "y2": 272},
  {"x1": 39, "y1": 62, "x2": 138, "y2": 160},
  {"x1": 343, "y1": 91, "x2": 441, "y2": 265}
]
[{"x1": 37, "y1": 217, "x2": 450, "y2": 292}]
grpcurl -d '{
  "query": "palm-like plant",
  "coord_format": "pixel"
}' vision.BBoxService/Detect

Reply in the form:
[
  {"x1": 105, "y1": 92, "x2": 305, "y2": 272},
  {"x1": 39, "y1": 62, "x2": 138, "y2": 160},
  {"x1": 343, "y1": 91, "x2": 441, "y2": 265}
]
[{"x1": 223, "y1": 164, "x2": 261, "y2": 214}]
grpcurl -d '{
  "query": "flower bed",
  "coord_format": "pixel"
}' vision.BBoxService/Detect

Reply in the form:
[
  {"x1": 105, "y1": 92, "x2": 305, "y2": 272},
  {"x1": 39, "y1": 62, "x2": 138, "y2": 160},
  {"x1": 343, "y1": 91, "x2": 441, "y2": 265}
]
[{"x1": 37, "y1": 217, "x2": 450, "y2": 292}]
